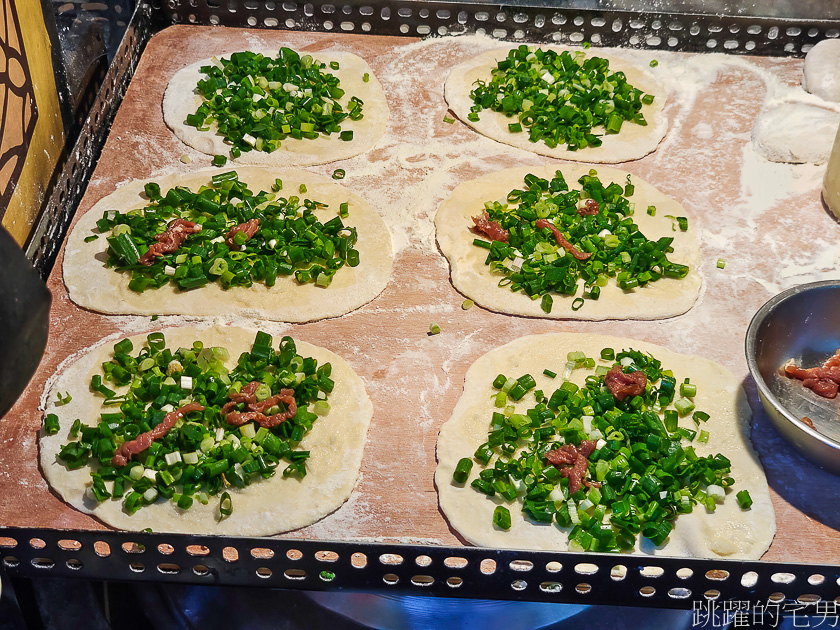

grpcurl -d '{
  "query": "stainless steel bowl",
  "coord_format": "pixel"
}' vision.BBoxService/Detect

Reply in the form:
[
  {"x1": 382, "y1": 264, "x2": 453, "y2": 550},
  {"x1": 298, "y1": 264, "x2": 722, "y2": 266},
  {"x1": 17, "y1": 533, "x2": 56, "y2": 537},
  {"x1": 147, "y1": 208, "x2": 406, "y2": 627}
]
[{"x1": 746, "y1": 280, "x2": 840, "y2": 475}]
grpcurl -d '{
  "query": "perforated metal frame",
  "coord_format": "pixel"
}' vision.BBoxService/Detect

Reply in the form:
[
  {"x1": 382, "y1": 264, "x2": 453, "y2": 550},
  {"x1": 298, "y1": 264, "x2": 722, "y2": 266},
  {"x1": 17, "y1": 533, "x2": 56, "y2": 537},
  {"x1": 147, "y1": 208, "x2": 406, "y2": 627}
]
[
  {"x1": 164, "y1": 0, "x2": 839, "y2": 57},
  {"x1": 1, "y1": 527, "x2": 838, "y2": 608},
  {"x1": 14, "y1": 0, "x2": 840, "y2": 609}
]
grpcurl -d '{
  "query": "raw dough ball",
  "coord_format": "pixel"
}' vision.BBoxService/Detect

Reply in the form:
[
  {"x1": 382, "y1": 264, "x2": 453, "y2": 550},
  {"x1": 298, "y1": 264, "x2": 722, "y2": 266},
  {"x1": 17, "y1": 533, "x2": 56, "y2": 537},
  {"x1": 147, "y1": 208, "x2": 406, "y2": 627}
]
[
  {"x1": 803, "y1": 39, "x2": 840, "y2": 102},
  {"x1": 752, "y1": 102, "x2": 840, "y2": 164}
]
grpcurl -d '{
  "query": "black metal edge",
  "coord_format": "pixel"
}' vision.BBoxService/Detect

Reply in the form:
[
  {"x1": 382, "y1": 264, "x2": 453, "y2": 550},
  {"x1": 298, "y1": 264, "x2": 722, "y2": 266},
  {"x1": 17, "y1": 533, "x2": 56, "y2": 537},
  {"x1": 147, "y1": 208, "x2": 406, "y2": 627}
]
[
  {"x1": 24, "y1": 2, "x2": 156, "y2": 278},
  {"x1": 0, "y1": 527, "x2": 836, "y2": 608},
  {"x1": 161, "y1": 0, "x2": 840, "y2": 58}
]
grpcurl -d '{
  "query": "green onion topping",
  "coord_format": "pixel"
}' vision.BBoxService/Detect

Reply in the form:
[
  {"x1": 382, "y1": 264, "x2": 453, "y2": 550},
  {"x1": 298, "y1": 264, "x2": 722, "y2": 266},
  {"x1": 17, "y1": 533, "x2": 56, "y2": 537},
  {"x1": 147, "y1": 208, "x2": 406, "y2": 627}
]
[
  {"x1": 463, "y1": 347, "x2": 745, "y2": 552},
  {"x1": 468, "y1": 45, "x2": 656, "y2": 151},
  {"x1": 96, "y1": 171, "x2": 360, "y2": 293},
  {"x1": 188, "y1": 49, "x2": 365, "y2": 157},
  {"x1": 472, "y1": 170, "x2": 689, "y2": 312},
  {"x1": 53, "y1": 331, "x2": 334, "y2": 514}
]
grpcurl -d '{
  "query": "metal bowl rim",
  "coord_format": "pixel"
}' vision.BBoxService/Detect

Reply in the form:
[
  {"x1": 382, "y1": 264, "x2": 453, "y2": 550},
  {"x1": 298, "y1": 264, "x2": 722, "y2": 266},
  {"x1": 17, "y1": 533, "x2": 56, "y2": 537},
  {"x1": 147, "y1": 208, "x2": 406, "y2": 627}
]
[{"x1": 745, "y1": 280, "x2": 840, "y2": 452}]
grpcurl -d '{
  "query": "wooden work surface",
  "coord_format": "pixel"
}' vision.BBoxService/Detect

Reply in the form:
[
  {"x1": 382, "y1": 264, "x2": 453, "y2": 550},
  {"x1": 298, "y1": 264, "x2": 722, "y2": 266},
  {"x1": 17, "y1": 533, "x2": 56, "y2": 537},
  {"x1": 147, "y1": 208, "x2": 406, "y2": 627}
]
[{"x1": 3, "y1": 26, "x2": 838, "y2": 564}]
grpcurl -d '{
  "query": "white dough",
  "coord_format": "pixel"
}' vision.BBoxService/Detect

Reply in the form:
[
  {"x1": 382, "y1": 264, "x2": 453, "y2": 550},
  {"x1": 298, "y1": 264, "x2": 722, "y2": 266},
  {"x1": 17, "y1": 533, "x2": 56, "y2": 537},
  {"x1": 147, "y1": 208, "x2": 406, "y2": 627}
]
[
  {"x1": 752, "y1": 102, "x2": 840, "y2": 164},
  {"x1": 40, "y1": 324, "x2": 373, "y2": 535},
  {"x1": 63, "y1": 167, "x2": 393, "y2": 322},
  {"x1": 163, "y1": 50, "x2": 388, "y2": 166},
  {"x1": 803, "y1": 39, "x2": 840, "y2": 103},
  {"x1": 435, "y1": 333, "x2": 776, "y2": 560}
]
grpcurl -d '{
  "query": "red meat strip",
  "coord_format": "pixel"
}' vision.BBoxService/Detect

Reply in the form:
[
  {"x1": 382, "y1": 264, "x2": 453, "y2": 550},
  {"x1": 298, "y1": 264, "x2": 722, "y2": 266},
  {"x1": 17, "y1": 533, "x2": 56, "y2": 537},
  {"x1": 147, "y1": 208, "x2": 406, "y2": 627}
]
[
  {"x1": 111, "y1": 402, "x2": 205, "y2": 467},
  {"x1": 471, "y1": 212, "x2": 509, "y2": 243},
  {"x1": 226, "y1": 218, "x2": 261, "y2": 248},
  {"x1": 534, "y1": 219, "x2": 592, "y2": 260},
  {"x1": 138, "y1": 219, "x2": 202, "y2": 265},
  {"x1": 578, "y1": 199, "x2": 600, "y2": 216},
  {"x1": 221, "y1": 381, "x2": 297, "y2": 428},
  {"x1": 784, "y1": 355, "x2": 840, "y2": 399},
  {"x1": 545, "y1": 440, "x2": 599, "y2": 496},
  {"x1": 604, "y1": 366, "x2": 647, "y2": 401}
]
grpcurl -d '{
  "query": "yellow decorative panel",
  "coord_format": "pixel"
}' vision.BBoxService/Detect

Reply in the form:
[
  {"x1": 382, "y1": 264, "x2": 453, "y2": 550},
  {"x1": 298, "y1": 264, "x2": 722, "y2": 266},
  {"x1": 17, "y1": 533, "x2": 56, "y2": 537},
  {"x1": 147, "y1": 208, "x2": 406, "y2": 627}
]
[{"x1": 0, "y1": 0, "x2": 65, "y2": 245}]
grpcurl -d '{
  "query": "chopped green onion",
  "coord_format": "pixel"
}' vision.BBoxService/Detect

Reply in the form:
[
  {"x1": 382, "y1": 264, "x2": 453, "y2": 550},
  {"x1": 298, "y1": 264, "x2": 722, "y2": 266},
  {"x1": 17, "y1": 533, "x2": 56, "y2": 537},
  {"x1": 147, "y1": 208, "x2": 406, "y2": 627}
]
[
  {"x1": 468, "y1": 46, "x2": 657, "y2": 152},
  {"x1": 543, "y1": 369, "x2": 557, "y2": 378},
  {"x1": 95, "y1": 171, "x2": 361, "y2": 294},
  {"x1": 212, "y1": 154, "x2": 227, "y2": 167},
  {"x1": 188, "y1": 49, "x2": 365, "y2": 158},
  {"x1": 44, "y1": 414, "x2": 60, "y2": 435},
  {"x1": 471, "y1": 170, "x2": 688, "y2": 312},
  {"x1": 332, "y1": 169, "x2": 346, "y2": 180},
  {"x1": 680, "y1": 382, "x2": 697, "y2": 398},
  {"x1": 219, "y1": 491, "x2": 233, "y2": 518},
  {"x1": 493, "y1": 505, "x2": 512, "y2": 530},
  {"x1": 443, "y1": 115, "x2": 455, "y2": 124},
  {"x1": 453, "y1": 457, "x2": 473, "y2": 484},
  {"x1": 675, "y1": 398, "x2": 695, "y2": 416},
  {"x1": 56, "y1": 392, "x2": 72, "y2": 406},
  {"x1": 429, "y1": 323, "x2": 441, "y2": 335},
  {"x1": 736, "y1": 489, "x2": 752, "y2": 509},
  {"x1": 650, "y1": 59, "x2": 659, "y2": 67},
  {"x1": 54, "y1": 331, "x2": 331, "y2": 515},
  {"x1": 463, "y1": 344, "x2": 739, "y2": 553},
  {"x1": 717, "y1": 258, "x2": 726, "y2": 269}
]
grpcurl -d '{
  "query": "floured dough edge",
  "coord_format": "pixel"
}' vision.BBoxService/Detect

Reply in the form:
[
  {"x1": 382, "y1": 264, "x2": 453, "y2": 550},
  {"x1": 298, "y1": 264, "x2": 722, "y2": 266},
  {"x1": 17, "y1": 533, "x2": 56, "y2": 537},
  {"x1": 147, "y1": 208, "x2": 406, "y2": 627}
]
[
  {"x1": 445, "y1": 46, "x2": 668, "y2": 163},
  {"x1": 435, "y1": 332, "x2": 775, "y2": 560},
  {"x1": 163, "y1": 50, "x2": 389, "y2": 166},
  {"x1": 434, "y1": 163, "x2": 701, "y2": 320},
  {"x1": 63, "y1": 167, "x2": 394, "y2": 321},
  {"x1": 39, "y1": 324, "x2": 373, "y2": 535}
]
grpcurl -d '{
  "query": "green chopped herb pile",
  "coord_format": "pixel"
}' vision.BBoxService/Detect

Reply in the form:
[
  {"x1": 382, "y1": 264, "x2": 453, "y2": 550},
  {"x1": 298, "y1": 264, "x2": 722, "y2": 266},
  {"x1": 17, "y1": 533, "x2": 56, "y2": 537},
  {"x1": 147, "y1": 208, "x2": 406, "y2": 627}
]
[
  {"x1": 49, "y1": 331, "x2": 335, "y2": 515},
  {"x1": 187, "y1": 48, "x2": 363, "y2": 157},
  {"x1": 456, "y1": 348, "x2": 751, "y2": 552},
  {"x1": 98, "y1": 171, "x2": 359, "y2": 293},
  {"x1": 468, "y1": 46, "x2": 655, "y2": 151},
  {"x1": 472, "y1": 169, "x2": 689, "y2": 313}
]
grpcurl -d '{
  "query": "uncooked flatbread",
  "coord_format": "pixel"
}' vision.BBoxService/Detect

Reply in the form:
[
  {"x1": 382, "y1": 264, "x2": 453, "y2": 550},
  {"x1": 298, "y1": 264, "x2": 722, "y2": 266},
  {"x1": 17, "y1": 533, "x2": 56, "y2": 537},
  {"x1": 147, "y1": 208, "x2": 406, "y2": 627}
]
[
  {"x1": 445, "y1": 47, "x2": 668, "y2": 163},
  {"x1": 435, "y1": 164, "x2": 701, "y2": 320},
  {"x1": 163, "y1": 50, "x2": 388, "y2": 166},
  {"x1": 63, "y1": 167, "x2": 393, "y2": 321},
  {"x1": 40, "y1": 324, "x2": 373, "y2": 535},
  {"x1": 436, "y1": 333, "x2": 775, "y2": 560}
]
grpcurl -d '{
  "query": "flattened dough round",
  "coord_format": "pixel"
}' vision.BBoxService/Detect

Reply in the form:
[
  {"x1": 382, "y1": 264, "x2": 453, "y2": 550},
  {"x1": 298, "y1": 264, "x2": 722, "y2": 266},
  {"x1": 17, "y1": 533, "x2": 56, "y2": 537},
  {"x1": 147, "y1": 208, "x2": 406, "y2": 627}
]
[
  {"x1": 436, "y1": 333, "x2": 775, "y2": 560},
  {"x1": 435, "y1": 164, "x2": 701, "y2": 320},
  {"x1": 444, "y1": 47, "x2": 668, "y2": 163},
  {"x1": 63, "y1": 167, "x2": 393, "y2": 321},
  {"x1": 40, "y1": 324, "x2": 373, "y2": 535},
  {"x1": 163, "y1": 51, "x2": 388, "y2": 166}
]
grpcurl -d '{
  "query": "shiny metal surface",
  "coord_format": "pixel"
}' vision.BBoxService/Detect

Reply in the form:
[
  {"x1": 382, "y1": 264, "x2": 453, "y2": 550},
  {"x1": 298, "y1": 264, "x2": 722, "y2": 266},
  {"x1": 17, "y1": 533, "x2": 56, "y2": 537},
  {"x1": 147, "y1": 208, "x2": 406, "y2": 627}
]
[{"x1": 746, "y1": 280, "x2": 840, "y2": 475}]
